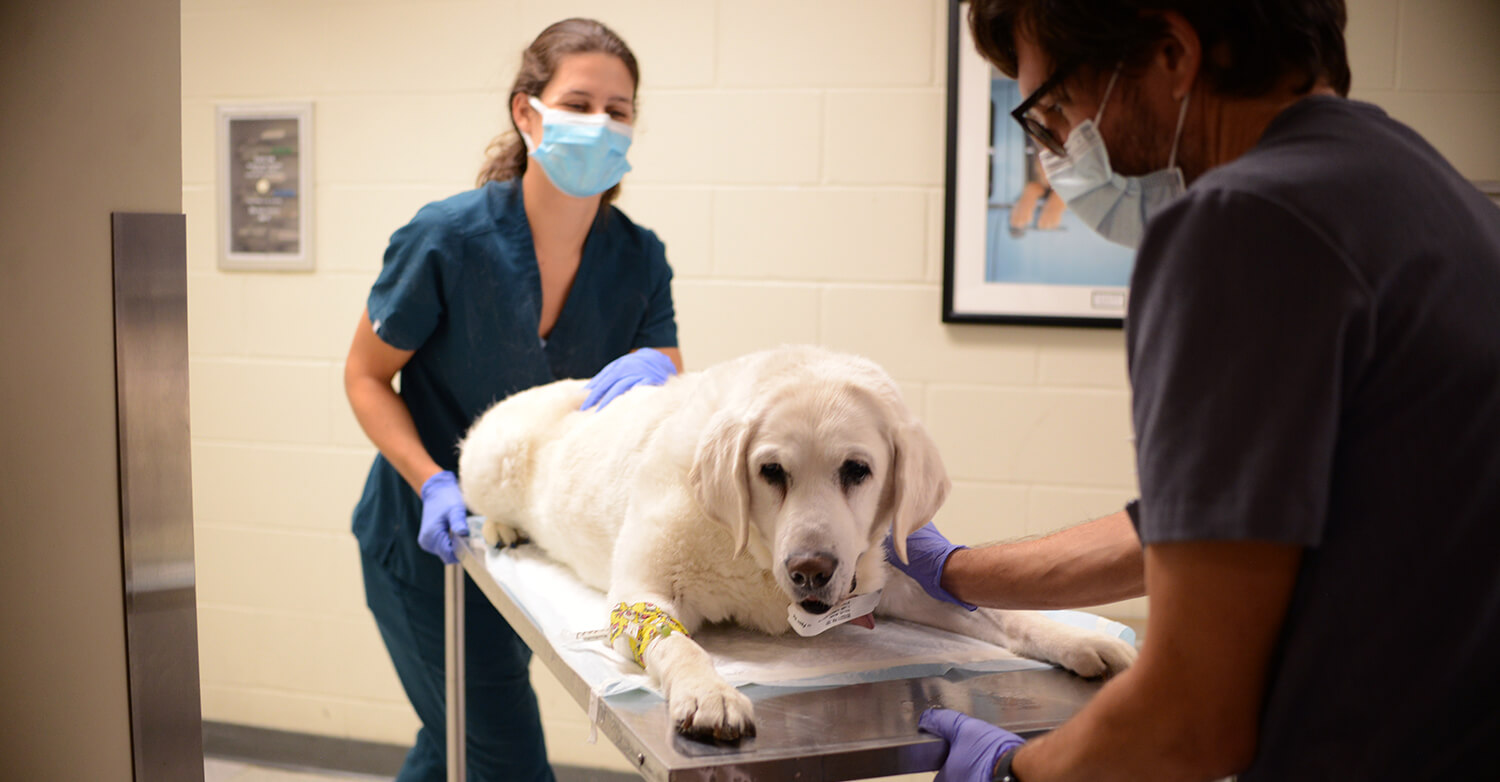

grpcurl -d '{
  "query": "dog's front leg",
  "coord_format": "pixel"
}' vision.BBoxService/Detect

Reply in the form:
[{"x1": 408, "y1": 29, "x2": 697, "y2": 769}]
[
  {"x1": 646, "y1": 629, "x2": 756, "y2": 741},
  {"x1": 878, "y1": 567, "x2": 1137, "y2": 678},
  {"x1": 607, "y1": 594, "x2": 755, "y2": 741}
]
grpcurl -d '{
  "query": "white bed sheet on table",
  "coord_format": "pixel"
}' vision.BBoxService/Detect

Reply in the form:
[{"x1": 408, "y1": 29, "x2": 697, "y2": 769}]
[{"x1": 479, "y1": 542, "x2": 1136, "y2": 698}]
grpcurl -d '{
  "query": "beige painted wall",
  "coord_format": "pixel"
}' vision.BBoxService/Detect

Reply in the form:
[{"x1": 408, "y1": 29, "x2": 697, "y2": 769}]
[
  {"x1": 180, "y1": 0, "x2": 1500, "y2": 773},
  {"x1": 1, "y1": 0, "x2": 183, "y2": 779}
]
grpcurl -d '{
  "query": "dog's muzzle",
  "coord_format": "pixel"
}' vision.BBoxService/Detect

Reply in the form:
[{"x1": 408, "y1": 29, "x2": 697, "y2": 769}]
[{"x1": 785, "y1": 552, "x2": 840, "y2": 613}]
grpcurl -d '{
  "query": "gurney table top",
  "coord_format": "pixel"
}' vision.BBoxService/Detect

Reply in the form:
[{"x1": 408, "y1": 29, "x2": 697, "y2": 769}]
[{"x1": 454, "y1": 536, "x2": 1104, "y2": 781}]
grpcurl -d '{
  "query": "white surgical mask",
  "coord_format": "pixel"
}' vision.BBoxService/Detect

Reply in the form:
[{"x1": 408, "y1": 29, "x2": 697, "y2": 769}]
[{"x1": 1039, "y1": 68, "x2": 1191, "y2": 248}]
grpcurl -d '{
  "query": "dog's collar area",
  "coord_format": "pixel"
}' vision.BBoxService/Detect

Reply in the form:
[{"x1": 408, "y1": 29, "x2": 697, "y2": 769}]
[{"x1": 787, "y1": 590, "x2": 882, "y2": 637}]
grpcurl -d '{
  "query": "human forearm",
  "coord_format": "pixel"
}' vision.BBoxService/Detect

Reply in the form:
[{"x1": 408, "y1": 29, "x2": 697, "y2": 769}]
[
  {"x1": 940, "y1": 511, "x2": 1144, "y2": 609},
  {"x1": 1010, "y1": 659, "x2": 1249, "y2": 782},
  {"x1": 1006, "y1": 541, "x2": 1302, "y2": 781},
  {"x1": 345, "y1": 372, "x2": 441, "y2": 493},
  {"x1": 344, "y1": 309, "x2": 441, "y2": 493}
]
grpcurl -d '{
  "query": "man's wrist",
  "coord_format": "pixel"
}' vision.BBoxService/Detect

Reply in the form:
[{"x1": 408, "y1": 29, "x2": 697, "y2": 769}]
[
  {"x1": 992, "y1": 746, "x2": 1022, "y2": 782},
  {"x1": 939, "y1": 546, "x2": 971, "y2": 603}
]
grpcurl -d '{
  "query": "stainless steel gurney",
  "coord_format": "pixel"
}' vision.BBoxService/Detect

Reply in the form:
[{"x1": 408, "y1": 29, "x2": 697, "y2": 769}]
[{"x1": 443, "y1": 534, "x2": 1107, "y2": 781}]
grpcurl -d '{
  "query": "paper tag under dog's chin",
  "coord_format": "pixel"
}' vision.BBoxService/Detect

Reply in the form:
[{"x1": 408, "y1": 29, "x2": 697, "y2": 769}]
[{"x1": 787, "y1": 590, "x2": 882, "y2": 637}]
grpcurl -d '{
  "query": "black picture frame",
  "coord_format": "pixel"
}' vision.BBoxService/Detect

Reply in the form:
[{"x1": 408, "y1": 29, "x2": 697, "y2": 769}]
[{"x1": 942, "y1": 0, "x2": 1130, "y2": 328}]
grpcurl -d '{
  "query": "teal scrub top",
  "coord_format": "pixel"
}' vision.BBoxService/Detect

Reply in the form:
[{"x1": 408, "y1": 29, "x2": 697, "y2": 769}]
[{"x1": 352, "y1": 178, "x2": 678, "y2": 587}]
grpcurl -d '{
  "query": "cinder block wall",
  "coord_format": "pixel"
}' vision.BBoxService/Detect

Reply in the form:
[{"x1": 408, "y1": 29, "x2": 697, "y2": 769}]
[{"x1": 181, "y1": 0, "x2": 1500, "y2": 771}]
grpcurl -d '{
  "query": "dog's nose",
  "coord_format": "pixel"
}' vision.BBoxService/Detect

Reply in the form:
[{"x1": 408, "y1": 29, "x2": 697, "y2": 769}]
[{"x1": 786, "y1": 553, "x2": 837, "y2": 590}]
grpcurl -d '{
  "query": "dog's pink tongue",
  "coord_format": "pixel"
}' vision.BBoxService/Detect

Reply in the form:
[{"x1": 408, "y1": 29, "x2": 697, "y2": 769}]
[{"x1": 849, "y1": 613, "x2": 876, "y2": 630}]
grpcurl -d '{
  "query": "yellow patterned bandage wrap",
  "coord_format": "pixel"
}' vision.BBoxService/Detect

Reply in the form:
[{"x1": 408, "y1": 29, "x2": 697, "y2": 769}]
[{"x1": 609, "y1": 602, "x2": 689, "y2": 668}]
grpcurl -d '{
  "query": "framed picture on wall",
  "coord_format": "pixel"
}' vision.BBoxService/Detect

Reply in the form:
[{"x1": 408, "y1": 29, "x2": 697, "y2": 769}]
[
  {"x1": 216, "y1": 103, "x2": 314, "y2": 271},
  {"x1": 942, "y1": 1, "x2": 1131, "y2": 327}
]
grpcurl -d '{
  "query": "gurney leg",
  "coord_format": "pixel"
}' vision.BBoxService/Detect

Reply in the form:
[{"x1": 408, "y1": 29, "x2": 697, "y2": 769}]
[{"x1": 445, "y1": 562, "x2": 466, "y2": 782}]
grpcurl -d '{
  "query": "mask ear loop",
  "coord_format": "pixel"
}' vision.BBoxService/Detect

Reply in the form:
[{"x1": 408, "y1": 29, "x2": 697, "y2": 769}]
[
  {"x1": 1093, "y1": 64, "x2": 1123, "y2": 125},
  {"x1": 520, "y1": 95, "x2": 549, "y2": 154},
  {"x1": 1167, "y1": 89, "x2": 1191, "y2": 170}
]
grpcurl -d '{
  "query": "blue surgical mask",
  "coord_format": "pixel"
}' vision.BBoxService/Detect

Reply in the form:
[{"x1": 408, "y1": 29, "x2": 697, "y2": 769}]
[
  {"x1": 1039, "y1": 68, "x2": 1190, "y2": 248},
  {"x1": 521, "y1": 96, "x2": 633, "y2": 198}
]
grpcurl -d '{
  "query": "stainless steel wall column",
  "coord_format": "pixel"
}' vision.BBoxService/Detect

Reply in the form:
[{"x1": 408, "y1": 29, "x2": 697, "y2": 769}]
[{"x1": 112, "y1": 212, "x2": 205, "y2": 780}]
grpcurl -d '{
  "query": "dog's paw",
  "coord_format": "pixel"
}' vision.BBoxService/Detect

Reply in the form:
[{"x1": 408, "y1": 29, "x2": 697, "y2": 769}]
[
  {"x1": 481, "y1": 519, "x2": 523, "y2": 549},
  {"x1": 1056, "y1": 633, "x2": 1138, "y2": 679},
  {"x1": 669, "y1": 677, "x2": 756, "y2": 742}
]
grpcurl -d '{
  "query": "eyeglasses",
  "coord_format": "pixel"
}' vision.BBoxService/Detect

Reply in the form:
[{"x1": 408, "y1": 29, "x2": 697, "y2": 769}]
[{"x1": 1010, "y1": 62, "x2": 1078, "y2": 157}]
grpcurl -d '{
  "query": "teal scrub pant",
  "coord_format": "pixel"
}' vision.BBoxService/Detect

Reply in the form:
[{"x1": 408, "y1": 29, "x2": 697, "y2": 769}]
[{"x1": 361, "y1": 551, "x2": 556, "y2": 782}]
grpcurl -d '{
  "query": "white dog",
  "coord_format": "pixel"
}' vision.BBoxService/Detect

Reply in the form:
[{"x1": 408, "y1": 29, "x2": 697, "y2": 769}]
[{"x1": 458, "y1": 346, "x2": 1135, "y2": 740}]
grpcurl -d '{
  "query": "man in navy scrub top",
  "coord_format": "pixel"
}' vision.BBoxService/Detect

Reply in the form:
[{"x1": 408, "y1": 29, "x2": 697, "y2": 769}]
[{"x1": 896, "y1": 2, "x2": 1500, "y2": 780}]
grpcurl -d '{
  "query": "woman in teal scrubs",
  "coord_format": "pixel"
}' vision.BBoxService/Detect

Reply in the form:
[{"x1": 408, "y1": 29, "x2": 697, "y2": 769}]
[{"x1": 343, "y1": 18, "x2": 682, "y2": 781}]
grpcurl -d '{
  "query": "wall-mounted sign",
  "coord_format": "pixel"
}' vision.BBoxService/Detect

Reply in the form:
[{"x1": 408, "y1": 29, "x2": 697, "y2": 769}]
[{"x1": 216, "y1": 103, "x2": 314, "y2": 271}]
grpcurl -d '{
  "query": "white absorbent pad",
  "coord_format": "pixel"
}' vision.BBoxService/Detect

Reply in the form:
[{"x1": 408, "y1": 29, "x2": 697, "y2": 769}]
[{"x1": 480, "y1": 543, "x2": 1136, "y2": 697}]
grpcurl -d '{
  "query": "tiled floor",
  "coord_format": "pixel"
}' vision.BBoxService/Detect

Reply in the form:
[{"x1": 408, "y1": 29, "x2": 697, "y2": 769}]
[{"x1": 205, "y1": 757, "x2": 393, "y2": 782}]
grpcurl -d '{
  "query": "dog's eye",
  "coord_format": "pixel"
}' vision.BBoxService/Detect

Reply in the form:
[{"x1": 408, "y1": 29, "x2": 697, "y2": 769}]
[
  {"x1": 839, "y1": 460, "x2": 872, "y2": 489},
  {"x1": 759, "y1": 462, "x2": 787, "y2": 487}
]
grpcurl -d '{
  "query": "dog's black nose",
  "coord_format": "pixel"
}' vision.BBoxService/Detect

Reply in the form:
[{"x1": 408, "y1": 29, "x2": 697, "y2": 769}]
[{"x1": 786, "y1": 553, "x2": 837, "y2": 590}]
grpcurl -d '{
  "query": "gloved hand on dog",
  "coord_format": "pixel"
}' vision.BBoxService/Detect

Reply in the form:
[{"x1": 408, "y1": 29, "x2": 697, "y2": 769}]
[
  {"x1": 581, "y1": 348, "x2": 677, "y2": 411},
  {"x1": 885, "y1": 521, "x2": 977, "y2": 611},
  {"x1": 418, "y1": 470, "x2": 469, "y2": 564},
  {"x1": 919, "y1": 708, "x2": 1026, "y2": 782}
]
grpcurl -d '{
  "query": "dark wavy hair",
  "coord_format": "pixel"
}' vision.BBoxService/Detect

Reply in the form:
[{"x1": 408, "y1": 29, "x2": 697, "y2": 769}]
[
  {"x1": 968, "y1": 0, "x2": 1350, "y2": 97},
  {"x1": 476, "y1": 18, "x2": 640, "y2": 205}
]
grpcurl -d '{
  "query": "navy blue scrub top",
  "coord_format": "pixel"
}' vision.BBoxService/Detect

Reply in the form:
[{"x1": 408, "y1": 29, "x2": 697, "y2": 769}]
[{"x1": 352, "y1": 178, "x2": 678, "y2": 587}]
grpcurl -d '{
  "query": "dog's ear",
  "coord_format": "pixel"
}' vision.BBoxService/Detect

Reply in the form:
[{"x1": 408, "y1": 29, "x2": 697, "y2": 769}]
[
  {"x1": 887, "y1": 418, "x2": 950, "y2": 565},
  {"x1": 688, "y1": 410, "x2": 754, "y2": 557}
]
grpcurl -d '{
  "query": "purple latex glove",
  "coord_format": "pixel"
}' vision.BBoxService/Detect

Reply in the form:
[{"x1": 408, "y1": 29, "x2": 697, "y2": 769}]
[
  {"x1": 418, "y1": 470, "x2": 469, "y2": 564},
  {"x1": 885, "y1": 521, "x2": 977, "y2": 611},
  {"x1": 919, "y1": 708, "x2": 1026, "y2": 782},
  {"x1": 580, "y1": 348, "x2": 677, "y2": 411}
]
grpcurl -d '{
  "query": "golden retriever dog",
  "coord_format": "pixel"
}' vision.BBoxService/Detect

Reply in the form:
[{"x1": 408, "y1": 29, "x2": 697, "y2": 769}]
[{"x1": 458, "y1": 346, "x2": 1135, "y2": 740}]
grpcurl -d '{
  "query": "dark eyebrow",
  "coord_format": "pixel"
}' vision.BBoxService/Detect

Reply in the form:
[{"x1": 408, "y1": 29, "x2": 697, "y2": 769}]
[{"x1": 560, "y1": 89, "x2": 633, "y2": 105}]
